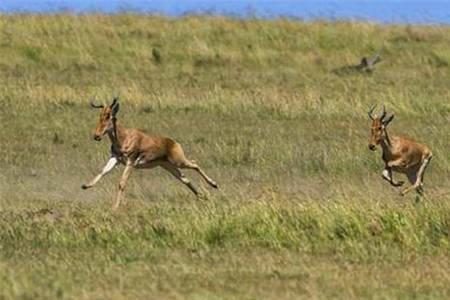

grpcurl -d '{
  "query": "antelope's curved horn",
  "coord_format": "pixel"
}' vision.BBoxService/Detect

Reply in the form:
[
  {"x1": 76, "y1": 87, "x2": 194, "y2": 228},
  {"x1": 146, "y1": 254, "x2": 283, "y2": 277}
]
[
  {"x1": 368, "y1": 104, "x2": 376, "y2": 120},
  {"x1": 109, "y1": 96, "x2": 119, "y2": 107},
  {"x1": 110, "y1": 97, "x2": 120, "y2": 116},
  {"x1": 90, "y1": 100, "x2": 104, "y2": 109},
  {"x1": 380, "y1": 104, "x2": 386, "y2": 119}
]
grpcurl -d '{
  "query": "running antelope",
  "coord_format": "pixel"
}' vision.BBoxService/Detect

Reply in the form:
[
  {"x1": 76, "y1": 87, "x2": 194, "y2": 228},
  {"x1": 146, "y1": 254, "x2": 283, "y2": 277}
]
[
  {"x1": 82, "y1": 98, "x2": 218, "y2": 209},
  {"x1": 368, "y1": 105, "x2": 432, "y2": 196}
]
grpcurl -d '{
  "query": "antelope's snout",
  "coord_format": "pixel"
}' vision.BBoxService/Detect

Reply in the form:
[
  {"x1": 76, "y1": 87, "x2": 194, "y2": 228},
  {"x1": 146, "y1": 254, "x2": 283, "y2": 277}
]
[
  {"x1": 368, "y1": 144, "x2": 376, "y2": 151},
  {"x1": 93, "y1": 124, "x2": 108, "y2": 141}
]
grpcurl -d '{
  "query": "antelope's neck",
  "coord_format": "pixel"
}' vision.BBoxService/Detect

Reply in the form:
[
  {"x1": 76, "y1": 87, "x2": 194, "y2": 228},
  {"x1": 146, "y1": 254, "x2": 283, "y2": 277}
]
[
  {"x1": 380, "y1": 129, "x2": 393, "y2": 155},
  {"x1": 108, "y1": 123, "x2": 127, "y2": 148}
]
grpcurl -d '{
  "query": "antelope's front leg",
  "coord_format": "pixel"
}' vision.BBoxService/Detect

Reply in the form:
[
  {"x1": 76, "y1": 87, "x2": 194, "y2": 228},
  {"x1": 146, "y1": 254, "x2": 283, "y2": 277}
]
[
  {"x1": 81, "y1": 156, "x2": 118, "y2": 190},
  {"x1": 113, "y1": 160, "x2": 133, "y2": 210},
  {"x1": 381, "y1": 167, "x2": 404, "y2": 187}
]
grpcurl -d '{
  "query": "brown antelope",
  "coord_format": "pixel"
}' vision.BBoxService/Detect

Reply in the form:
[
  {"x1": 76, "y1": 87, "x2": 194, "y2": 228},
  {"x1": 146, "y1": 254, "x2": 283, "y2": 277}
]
[
  {"x1": 368, "y1": 105, "x2": 432, "y2": 196},
  {"x1": 82, "y1": 98, "x2": 218, "y2": 209}
]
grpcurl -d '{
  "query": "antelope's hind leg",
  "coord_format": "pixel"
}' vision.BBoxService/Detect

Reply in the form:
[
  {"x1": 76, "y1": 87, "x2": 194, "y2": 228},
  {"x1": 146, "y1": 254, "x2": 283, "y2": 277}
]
[
  {"x1": 160, "y1": 162, "x2": 199, "y2": 195},
  {"x1": 400, "y1": 155, "x2": 432, "y2": 196},
  {"x1": 168, "y1": 142, "x2": 218, "y2": 189},
  {"x1": 179, "y1": 160, "x2": 218, "y2": 189},
  {"x1": 81, "y1": 156, "x2": 118, "y2": 190},
  {"x1": 405, "y1": 171, "x2": 423, "y2": 196},
  {"x1": 419, "y1": 155, "x2": 432, "y2": 189}
]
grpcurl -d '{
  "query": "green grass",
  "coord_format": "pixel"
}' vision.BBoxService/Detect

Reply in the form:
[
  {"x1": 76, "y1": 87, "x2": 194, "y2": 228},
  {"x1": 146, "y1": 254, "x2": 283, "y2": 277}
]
[{"x1": 1, "y1": 15, "x2": 450, "y2": 299}]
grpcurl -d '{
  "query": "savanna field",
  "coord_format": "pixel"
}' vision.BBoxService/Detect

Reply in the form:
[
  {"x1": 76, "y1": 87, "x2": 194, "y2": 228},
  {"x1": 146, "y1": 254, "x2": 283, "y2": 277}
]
[{"x1": 1, "y1": 15, "x2": 450, "y2": 299}]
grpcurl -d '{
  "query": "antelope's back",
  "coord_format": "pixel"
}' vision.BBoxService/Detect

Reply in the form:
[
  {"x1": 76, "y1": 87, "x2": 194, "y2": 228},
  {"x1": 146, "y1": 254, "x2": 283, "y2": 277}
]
[{"x1": 394, "y1": 135, "x2": 431, "y2": 162}]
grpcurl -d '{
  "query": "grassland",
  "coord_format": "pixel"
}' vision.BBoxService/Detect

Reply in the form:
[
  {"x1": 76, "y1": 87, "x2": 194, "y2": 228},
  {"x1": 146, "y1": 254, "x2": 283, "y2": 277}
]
[{"x1": 1, "y1": 15, "x2": 450, "y2": 299}]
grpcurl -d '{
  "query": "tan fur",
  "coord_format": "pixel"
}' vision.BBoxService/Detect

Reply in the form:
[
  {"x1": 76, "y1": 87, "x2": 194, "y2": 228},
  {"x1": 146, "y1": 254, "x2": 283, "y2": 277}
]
[
  {"x1": 368, "y1": 107, "x2": 432, "y2": 196},
  {"x1": 83, "y1": 101, "x2": 218, "y2": 209}
]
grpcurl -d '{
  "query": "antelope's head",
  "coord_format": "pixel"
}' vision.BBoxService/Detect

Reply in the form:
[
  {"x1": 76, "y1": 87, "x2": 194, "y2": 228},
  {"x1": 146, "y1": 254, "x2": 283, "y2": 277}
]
[
  {"x1": 90, "y1": 98, "x2": 120, "y2": 141},
  {"x1": 368, "y1": 104, "x2": 394, "y2": 151}
]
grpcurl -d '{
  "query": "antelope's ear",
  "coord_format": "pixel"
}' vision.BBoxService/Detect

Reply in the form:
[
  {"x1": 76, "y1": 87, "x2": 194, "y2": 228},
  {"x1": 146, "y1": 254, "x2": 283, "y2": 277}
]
[
  {"x1": 110, "y1": 97, "x2": 118, "y2": 107},
  {"x1": 382, "y1": 113, "x2": 394, "y2": 126}
]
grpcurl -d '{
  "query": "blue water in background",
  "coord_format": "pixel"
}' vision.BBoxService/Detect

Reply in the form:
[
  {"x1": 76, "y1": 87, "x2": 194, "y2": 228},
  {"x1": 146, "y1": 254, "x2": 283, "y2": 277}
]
[{"x1": 1, "y1": 1, "x2": 450, "y2": 24}]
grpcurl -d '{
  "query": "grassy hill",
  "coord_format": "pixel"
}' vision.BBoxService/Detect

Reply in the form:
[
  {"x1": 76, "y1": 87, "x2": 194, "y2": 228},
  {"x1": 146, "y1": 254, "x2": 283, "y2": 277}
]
[{"x1": 1, "y1": 15, "x2": 450, "y2": 299}]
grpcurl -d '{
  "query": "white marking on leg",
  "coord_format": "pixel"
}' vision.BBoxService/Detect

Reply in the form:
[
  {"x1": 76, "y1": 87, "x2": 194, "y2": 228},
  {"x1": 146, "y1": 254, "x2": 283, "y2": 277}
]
[
  {"x1": 82, "y1": 157, "x2": 118, "y2": 189},
  {"x1": 134, "y1": 154, "x2": 145, "y2": 166},
  {"x1": 381, "y1": 167, "x2": 404, "y2": 187}
]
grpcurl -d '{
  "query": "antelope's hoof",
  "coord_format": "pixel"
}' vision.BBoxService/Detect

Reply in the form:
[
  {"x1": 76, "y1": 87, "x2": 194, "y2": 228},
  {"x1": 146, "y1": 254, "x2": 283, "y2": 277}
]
[
  {"x1": 211, "y1": 182, "x2": 219, "y2": 189},
  {"x1": 399, "y1": 190, "x2": 407, "y2": 197},
  {"x1": 393, "y1": 181, "x2": 405, "y2": 187},
  {"x1": 81, "y1": 184, "x2": 89, "y2": 190}
]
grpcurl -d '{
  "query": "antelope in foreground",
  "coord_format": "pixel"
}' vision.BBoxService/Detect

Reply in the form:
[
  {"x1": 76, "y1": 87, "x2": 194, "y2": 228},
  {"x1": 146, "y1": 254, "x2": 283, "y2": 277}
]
[
  {"x1": 82, "y1": 98, "x2": 218, "y2": 209},
  {"x1": 368, "y1": 105, "x2": 432, "y2": 196}
]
